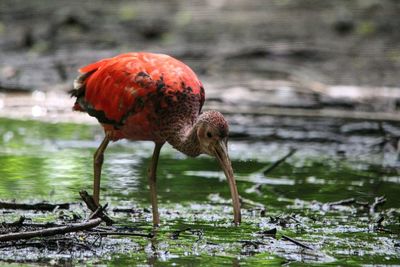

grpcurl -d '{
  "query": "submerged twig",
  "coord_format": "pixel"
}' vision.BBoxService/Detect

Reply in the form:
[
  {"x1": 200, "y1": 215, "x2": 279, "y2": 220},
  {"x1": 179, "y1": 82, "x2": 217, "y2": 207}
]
[
  {"x1": 171, "y1": 227, "x2": 192, "y2": 240},
  {"x1": 281, "y1": 234, "x2": 313, "y2": 250},
  {"x1": 0, "y1": 217, "x2": 102, "y2": 242},
  {"x1": 170, "y1": 227, "x2": 203, "y2": 242},
  {"x1": 262, "y1": 149, "x2": 297, "y2": 175},
  {"x1": 89, "y1": 231, "x2": 154, "y2": 238},
  {"x1": 0, "y1": 201, "x2": 70, "y2": 211},
  {"x1": 327, "y1": 198, "x2": 355, "y2": 206},
  {"x1": 112, "y1": 208, "x2": 140, "y2": 213},
  {"x1": 257, "y1": 228, "x2": 277, "y2": 238}
]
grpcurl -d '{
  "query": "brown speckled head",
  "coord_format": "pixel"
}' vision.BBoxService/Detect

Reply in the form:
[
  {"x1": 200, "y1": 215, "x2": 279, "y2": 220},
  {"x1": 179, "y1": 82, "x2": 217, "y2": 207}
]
[{"x1": 196, "y1": 110, "x2": 229, "y2": 156}]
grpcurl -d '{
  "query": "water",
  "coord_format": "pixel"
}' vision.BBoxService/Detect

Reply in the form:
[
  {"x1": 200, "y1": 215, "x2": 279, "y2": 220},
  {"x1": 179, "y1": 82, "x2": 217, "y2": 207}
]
[{"x1": 0, "y1": 118, "x2": 399, "y2": 265}]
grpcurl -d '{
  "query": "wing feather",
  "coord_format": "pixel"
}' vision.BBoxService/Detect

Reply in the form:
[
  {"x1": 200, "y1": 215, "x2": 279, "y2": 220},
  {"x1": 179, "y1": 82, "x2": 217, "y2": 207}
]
[{"x1": 72, "y1": 52, "x2": 204, "y2": 126}]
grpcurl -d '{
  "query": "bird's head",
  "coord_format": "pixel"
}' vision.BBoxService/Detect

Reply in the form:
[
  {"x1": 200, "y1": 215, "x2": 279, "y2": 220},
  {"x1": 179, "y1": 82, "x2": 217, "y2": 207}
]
[
  {"x1": 196, "y1": 111, "x2": 229, "y2": 156},
  {"x1": 196, "y1": 110, "x2": 241, "y2": 223}
]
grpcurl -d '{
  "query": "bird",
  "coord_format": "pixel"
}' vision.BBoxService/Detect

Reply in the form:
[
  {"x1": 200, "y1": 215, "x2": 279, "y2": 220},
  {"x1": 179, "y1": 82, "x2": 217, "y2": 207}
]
[{"x1": 70, "y1": 52, "x2": 241, "y2": 225}]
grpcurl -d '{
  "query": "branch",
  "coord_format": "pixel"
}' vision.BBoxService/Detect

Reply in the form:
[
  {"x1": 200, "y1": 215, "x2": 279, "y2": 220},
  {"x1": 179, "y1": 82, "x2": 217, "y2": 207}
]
[
  {"x1": 262, "y1": 149, "x2": 297, "y2": 175},
  {"x1": 370, "y1": 196, "x2": 386, "y2": 214},
  {"x1": 0, "y1": 218, "x2": 102, "y2": 242},
  {"x1": 88, "y1": 231, "x2": 154, "y2": 238},
  {"x1": 0, "y1": 201, "x2": 70, "y2": 211},
  {"x1": 327, "y1": 198, "x2": 355, "y2": 206},
  {"x1": 79, "y1": 190, "x2": 114, "y2": 226},
  {"x1": 281, "y1": 234, "x2": 313, "y2": 250}
]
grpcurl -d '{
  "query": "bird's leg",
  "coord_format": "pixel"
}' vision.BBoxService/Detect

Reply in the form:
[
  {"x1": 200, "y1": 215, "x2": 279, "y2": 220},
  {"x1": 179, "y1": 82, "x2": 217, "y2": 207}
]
[
  {"x1": 93, "y1": 133, "x2": 110, "y2": 206},
  {"x1": 148, "y1": 142, "x2": 163, "y2": 226}
]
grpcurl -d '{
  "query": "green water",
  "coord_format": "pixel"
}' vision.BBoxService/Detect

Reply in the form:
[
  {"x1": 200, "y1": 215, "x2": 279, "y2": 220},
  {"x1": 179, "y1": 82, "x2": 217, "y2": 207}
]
[{"x1": 0, "y1": 118, "x2": 399, "y2": 266}]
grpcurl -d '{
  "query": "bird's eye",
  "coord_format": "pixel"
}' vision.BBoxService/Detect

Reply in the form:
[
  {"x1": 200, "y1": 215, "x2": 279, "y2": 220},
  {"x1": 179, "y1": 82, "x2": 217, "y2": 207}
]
[{"x1": 207, "y1": 132, "x2": 212, "y2": 138}]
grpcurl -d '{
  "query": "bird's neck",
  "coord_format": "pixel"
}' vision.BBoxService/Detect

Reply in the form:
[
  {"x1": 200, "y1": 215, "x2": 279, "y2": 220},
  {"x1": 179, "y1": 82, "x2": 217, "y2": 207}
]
[{"x1": 167, "y1": 123, "x2": 202, "y2": 157}]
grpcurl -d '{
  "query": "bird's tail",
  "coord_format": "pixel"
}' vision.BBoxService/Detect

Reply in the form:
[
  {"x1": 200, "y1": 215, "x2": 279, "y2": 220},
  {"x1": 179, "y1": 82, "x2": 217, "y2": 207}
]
[{"x1": 69, "y1": 70, "x2": 97, "y2": 111}]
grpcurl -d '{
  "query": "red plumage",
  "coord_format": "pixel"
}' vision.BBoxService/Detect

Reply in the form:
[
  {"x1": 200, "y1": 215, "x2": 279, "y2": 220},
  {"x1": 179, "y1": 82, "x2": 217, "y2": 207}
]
[
  {"x1": 72, "y1": 52, "x2": 205, "y2": 141},
  {"x1": 71, "y1": 52, "x2": 241, "y2": 225}
]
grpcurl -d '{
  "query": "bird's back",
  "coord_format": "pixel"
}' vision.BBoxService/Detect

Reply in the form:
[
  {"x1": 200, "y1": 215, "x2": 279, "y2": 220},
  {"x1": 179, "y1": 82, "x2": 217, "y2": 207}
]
[{"x1": 71, "y1": 52, "x2": 205, "y2": 141}]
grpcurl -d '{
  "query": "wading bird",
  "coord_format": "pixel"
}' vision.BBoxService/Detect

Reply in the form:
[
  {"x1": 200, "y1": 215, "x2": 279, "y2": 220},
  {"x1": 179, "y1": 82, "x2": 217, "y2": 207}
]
[{"x1": 70, "y1": 52, "x2": 241, "y2": 225}]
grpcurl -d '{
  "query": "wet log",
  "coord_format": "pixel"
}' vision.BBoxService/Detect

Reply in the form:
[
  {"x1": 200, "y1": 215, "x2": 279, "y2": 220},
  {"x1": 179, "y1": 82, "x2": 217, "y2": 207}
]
[{"x1": 0, "y1": 217, "x2": 102, "y2": 242}]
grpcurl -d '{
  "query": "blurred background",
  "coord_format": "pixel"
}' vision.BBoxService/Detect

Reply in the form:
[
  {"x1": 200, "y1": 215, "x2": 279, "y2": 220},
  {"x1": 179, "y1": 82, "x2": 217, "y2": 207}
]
[
  {"x1": 1, "y1": 1, "x2": 399, "y2": 88},
  {"x1": 1, "y1": 1, "x2": 400, "y2": 265},
  {"x1": 1, "y1": 0, "x2": 400, "y2": 156}
]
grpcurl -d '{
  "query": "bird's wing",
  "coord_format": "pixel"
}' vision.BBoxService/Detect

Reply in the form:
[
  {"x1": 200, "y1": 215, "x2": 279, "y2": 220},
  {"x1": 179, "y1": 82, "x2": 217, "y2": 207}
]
[{"x1": 71, "y1": 53, "x2": 204, "y2": 126}]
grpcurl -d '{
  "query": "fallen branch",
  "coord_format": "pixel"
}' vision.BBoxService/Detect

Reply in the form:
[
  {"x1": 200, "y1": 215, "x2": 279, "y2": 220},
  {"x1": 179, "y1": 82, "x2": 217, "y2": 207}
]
[
  {"x1": 0, "y1": 217, "x2": 102, "y2": 242},
  {"x1": 262, "y1": 149, "x2": 297, "y2": 175},
  {"x1": 79, "y1": 190, "x2": 114, "y2": 226},
  {"x1": 0, "y1": 201, "x2": 70, "y2": 211},
  {"x1": 281, "y1": 234, "x2": 313, "y2": 250}
]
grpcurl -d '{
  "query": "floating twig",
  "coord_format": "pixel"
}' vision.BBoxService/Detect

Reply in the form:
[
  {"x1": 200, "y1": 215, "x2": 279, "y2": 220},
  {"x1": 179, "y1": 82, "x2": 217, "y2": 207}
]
[
  {"x1": 0, "y1": 201, "x2": 70, "y2": 211},
  {"x1": 262, "y1": 149, "x2": 297, "y2": 175},
  {"x1": 0, "y1": 217, "x2": 102, "y2": 242},
  {"x1": 281, "y1": 234, "x2": 313, "y2": 250}
]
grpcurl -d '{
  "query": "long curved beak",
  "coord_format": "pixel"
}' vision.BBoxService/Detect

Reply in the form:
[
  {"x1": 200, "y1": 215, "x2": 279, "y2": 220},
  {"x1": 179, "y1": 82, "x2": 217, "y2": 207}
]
[{"x1": 212, "y1": 140, "x2": 241, "y2": 224}]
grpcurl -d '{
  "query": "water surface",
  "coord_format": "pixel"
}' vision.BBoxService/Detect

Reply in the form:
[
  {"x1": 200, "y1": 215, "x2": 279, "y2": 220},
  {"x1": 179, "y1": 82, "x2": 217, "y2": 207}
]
[{"x1": 0, "y1": 118, "x2": 399, "y2": 265}]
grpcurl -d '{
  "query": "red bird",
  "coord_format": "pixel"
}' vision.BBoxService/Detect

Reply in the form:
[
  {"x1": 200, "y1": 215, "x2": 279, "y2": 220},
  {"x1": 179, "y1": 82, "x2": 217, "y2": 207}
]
[{"x1": 70, "y1": 52, "x2": 241, "y2": 225}]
